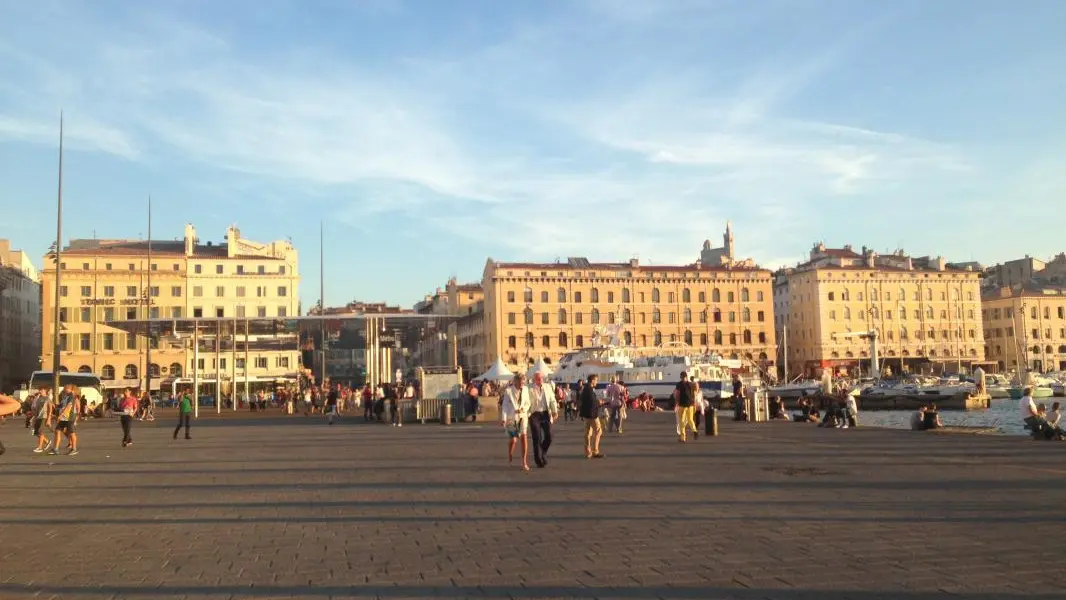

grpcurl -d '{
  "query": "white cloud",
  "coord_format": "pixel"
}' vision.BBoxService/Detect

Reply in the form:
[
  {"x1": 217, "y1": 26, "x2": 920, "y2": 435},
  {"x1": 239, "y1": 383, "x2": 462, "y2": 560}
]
[{"x1": 0, "y1": 114, "x2": 139, "y2": 160}]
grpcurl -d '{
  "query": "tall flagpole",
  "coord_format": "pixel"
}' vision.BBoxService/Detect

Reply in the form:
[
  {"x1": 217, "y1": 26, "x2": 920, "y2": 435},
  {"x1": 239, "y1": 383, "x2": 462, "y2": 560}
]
[
  {"x1": 319, "y1": 220, "x2": 326, "y2": 389},
  {"x1": 145, "y1": 195, "x2": 153, "y2": 396},
  {"x1": 51, "y1": 112, "x2": 65, "y2": 404}
]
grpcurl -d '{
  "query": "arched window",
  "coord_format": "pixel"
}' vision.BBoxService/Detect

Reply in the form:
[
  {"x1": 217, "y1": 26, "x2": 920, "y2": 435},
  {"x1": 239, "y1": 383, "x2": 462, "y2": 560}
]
[
  {"x1": 700, "y1": 333, "x2": 708, "y2": 346},
  {"x1": 757, "y1": 310, "x2": 765, "y2": 322},
  {"x1": 727, "y1": 291, "x2": 735, "y2": 303},
  {"x1": 557, "y1": 287, "x2": 566, "y2": 303},
  {"x1": 871, "y1": 289, "x2": 879, "y2": 301},
  {"x1": 576, "y1": 335, "x2": 584, "y2": 347},
  {"x1": 684, "y1": 330, "x2": 693, "y2": 345},
  {"x1": 713, "y1": 309, "x2": 722, "y2": 323},
  {"x1": 742, "y1": 308, "x2": 751, "y2": 322},
  {"x1": 700, "y1": 310, "x2": 708, "y2": 324},
  {"x1": 842, "y1": 289, "x2": 850, "y2": 301},
  {"x1": 591, "y1": 308, "x2": 600, "y2": 324},
  {"x1": 743, "y1": 330, "x2": 752, "y2": 344},
  {"x1": 756, "y1": 291, "x2": 764, "y2": 301},
  {"x1": 101, "y1": 365, "x2": 115, "y2": 380},
  {"x1": 698, "y1": 291, "x2": 706, "y2": 303},
  {"x1": 758, "y1": 332, "x2": 766, "y2": 343},
  {"x1": 623, "y1": 308, "x2": 631, "y2": 323},
  {"x1": 670, "y1": 333, "x2": 678, "y2": 343},
  {"x1": 525, "y1": 332, "x2": 534, "y2": 348},
  {"x1": 170, "y1": 363, "x2": 183, "y2": 377},
  {"x1": 870, "y1": 307, "x2": 879, "y2": 319},
  {"x1": 843, "y1": 307, "x2": 851, "y2": 320},
  {"x1": 683, "y1": 308, "x2": 692, "y2": 323},
  {"x1": 652, "y1": 288, "x2": 660, "y2": 302},
  {"x1": 559, "y1": 332, "x2": 568, "y2": 348},
  {"x1": 77, "y1": 365, "x2": 92, "y2": 373},
  {"x1": 58, "y1": 366, "x2": 68, "y2": 372},
  {"x1": 714, "y1": 330, "x2": 723, "y2": 345},
  {"x1": 608, "y1": 311, "x2": 616, "y2": 324},
  {"x1": 741, "y1": 288, "x2": 749, "y2": 302},
  {"x1": 524, "y1": 308, "x2": 534, "y2": 324},
  {"x1": 623, "y1": 331, "x2": 632, "y2": 345},
  {"x1": 591, "y1": 288, "x2": 600, "y2": 303},
  {"x1": 653, "y1": 331, "x2": 662, "y2": 345},
  {"x1": 148, "y1": 363, "x2": 161, "y2": 377},
  {"x1": 900, "y1": 326, "x2": 908, "y2": 339},
  {"x1": 652, "y1": 309, "x2": 661, "y2": 323},
  {"x1": 524, "y1": 287, "x2": 533, "y2": 303},
  {"x1": 558, "y1": 309, "x2": 568, "y2": 324},
  {"x1": 508, "y1": 336, "x2": 517, "y2": 349},
  {"x1": 124, "y1": 364, "x2": 138, "y2": 379},
  {"x1": 729, "y1": 332, "x2": 737, "y2": 345},
  {"x1": 541, "y1": 335, "x2": 551, "y2": 349},
  {"x1": 712, "y1": 289, "x2": 721, "y2": 302},
  {"x1": 621, "y1": 288, "x2": 630, "y2": 303},
  {"x1": 682, "y1": 288, "x2": 691, "y2": 303}
]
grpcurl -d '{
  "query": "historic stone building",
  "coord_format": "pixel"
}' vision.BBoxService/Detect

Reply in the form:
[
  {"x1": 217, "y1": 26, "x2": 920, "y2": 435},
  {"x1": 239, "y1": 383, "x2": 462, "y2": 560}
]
[
  {"x1": 0, "y1": 240, "x2": 41, "y2": 391},
  {"x1": 39, "y1": 224, "x2": 300, "y2": 391},
  {"x1": 778, "y1": 243, "x2": 985, "y2": 376},
  {"x1": 479, "y1": 256, "x2": 776, "y2": 373},
  {"x1": 982, "y1": 285, "x2": 1066, "y2": 373}
]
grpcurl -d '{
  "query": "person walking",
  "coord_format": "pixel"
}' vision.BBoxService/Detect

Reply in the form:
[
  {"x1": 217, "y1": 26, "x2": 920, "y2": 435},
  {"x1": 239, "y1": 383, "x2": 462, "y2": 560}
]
[
  {"x1": 528, "y1": 372, "x2": 558, "y2": 468},
  {"x1": 49, "y1": 385, "x2": 80, "y2": 456},
  {"x1": 174, "y1": 391, "x2": 193, "y2": 440},
  {"x1": 500, "y1": 373, "x2": 532, "y2": 471},
  {"x1": 674, "y1": 372, "x2": 698, "y2": 443},
  {"x1": 119, "y1": 388, "x2": 138, "y2": 447},
  {"x1": 30, "y1": 388, "x2": 53, "y2": 453},
  {"x1": 326, "y1": 385, "x2": 339, "y2": 425},
  {"x1": 388, "y1": 383, "x2": 403, "y2": 427},
  {"x1": 605, "y1": 377, "x2": 624, "y2": 434},
  {"x1": 579, "y1": 374, "x2": 605, "y2": 459}
]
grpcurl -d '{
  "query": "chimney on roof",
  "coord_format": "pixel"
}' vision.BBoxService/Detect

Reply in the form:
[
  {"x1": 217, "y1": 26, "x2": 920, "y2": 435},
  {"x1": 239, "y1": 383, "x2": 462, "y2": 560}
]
[
  {"x1": 629, "y1": 258, "x2": 638, "y2": 267},
  {"x1": 864, "y1": 247, "x2": 877, "y2": 268},
  {"x1": 843, "y1": 244, "x2": 853, "y2": 252},
  {"x1": 936, "y1": 256, "x2": 946, "y2": 271},
  {"x1": 184, "y1": 224, "x2": 197, "y2": 257}
]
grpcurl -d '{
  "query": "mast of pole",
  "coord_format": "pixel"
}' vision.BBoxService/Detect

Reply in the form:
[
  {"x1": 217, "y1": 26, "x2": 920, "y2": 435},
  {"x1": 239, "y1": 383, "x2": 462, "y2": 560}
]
[
  {"x1": 145, "y1": 195, "x2": 153, "y2": 396},
  {"x1": 51, "y1": 112, "x2": 64, "y2": 404},
  {"x1": 319, "y1": 220, "x2": 326, "y2": 389}
]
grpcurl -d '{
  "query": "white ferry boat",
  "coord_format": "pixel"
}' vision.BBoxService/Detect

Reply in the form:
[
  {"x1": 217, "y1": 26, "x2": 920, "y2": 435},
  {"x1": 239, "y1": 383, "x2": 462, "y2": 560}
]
[{"x1": 550, "y1": 344, "x2": 738, "y2": 400}]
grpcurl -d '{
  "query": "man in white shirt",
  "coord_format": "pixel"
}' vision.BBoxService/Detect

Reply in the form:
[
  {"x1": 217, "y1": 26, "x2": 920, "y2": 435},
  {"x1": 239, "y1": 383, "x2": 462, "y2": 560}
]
[
  {"x1": 501, "y1": 374, "x2": 532, "y2": 471},
  {"x1": 1019, "y1": 386, "x2": 1040, "y2": 430},
  {"x1": 528, "y1": 372, "x2": 558, "y2": 468}
]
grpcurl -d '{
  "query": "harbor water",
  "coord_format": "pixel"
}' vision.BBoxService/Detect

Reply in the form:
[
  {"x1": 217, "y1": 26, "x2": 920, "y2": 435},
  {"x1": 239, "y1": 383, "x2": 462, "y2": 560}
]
[{"x1": 859, "y1": 398, "x2": 1036, "y2": 435}]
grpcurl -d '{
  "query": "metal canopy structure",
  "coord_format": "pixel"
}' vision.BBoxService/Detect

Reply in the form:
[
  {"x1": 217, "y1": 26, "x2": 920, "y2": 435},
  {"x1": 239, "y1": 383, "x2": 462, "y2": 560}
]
[{"x1": 103, "y1": 313, "x2": 464, "y2": 336}]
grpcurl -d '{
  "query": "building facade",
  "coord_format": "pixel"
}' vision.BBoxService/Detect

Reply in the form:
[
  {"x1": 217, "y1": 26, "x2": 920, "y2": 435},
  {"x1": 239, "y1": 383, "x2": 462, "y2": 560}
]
[
  {"x1": 0, "y1": 240, "x2": 41, "y2": 391},
  {"x1": 984, "y1": 254, "x2": 1066, "y2": 289},
  {"x1": 40, "y1": 224, "x2": 300, "y2": 390},
  {"x1": 781, "y1": 243, "x2": 985, "y2": 376},
  {"x1": 982, "y1": 285, "x2": 1066, "y2": 373},
  {"x1": 480, "y1": 256, "x2": 777, "y2": 372}
]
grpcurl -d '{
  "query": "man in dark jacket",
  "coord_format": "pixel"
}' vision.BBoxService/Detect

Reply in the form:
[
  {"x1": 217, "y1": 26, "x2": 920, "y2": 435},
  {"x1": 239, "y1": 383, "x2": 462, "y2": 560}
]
[{"x1": 579, "y1": 374, "x2": 605, "y2": 459}]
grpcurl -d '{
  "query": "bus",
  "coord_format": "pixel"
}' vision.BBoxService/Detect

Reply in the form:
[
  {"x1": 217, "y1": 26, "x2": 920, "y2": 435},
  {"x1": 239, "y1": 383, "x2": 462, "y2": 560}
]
[{"x1": 28, "y1": 371, "x2": 105, "y2": 412}]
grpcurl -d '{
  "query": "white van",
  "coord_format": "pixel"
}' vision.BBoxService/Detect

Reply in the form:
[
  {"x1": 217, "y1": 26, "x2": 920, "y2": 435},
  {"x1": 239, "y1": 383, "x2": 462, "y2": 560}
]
[{"x1": 27, "y1": 371, "x2": 105, "y2": 412}]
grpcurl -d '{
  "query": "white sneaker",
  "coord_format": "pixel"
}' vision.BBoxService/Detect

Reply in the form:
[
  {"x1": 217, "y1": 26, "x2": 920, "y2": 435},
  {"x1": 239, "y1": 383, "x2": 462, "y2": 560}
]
[
  {"x1": 33, "y1": 447, "x2": 43, "y2": 453},
  {"x1": 398, "y1": 423, "x2": 403, "y2": 427}
]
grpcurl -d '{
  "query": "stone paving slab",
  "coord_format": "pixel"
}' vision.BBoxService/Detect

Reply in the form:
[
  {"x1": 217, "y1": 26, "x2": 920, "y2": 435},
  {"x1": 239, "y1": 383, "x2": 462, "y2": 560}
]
[{"x1": 1, "y1": 412, "x2": 1064, "y2": 600}]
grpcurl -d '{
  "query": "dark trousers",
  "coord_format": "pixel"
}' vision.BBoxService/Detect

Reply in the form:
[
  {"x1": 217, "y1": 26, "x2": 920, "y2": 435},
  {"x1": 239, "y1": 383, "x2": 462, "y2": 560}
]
[
  {"x1": 174, "y1": 414, "x2": 191, "y2": 438},
  {"x1": 120, "y1": 415, "x2": 133, "y2": 444},
  {"x1": 364, "y1": 402, "x2": 373, "y2": 421},
  {"x1": 529, "y1": 411, "x2": 553, "y2": 467}
]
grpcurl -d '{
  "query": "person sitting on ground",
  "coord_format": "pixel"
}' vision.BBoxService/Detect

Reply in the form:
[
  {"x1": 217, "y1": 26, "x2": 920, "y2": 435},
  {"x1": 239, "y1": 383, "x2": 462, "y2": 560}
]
[
  {"x1": 769, "y1": 396, "x2": 790, "y2": 420},
  {"x1": 793, "y1": 398, "x2": 819, "y2": 423},
  {"x1": 1019, "y1": 386, "x2": 1041, "y2": 431},
  {"x1": 819, "y1": 400, "x2": 848, "y2": 428},
  {"x1": 910, "y1": 405, "x2": 926, "y2": 430},
  {"x1": 921, "y1": 402, "x2": 943, "y2": 430}
]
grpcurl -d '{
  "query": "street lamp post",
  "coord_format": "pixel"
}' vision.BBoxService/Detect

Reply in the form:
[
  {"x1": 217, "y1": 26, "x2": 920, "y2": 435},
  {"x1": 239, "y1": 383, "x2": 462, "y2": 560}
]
[{"x1": 50, "y1": 113, "x2": 65, "y2": 404}]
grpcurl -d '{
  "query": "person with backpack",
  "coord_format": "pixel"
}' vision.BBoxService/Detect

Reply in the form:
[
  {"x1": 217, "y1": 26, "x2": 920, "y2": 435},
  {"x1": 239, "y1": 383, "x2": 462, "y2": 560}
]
[{"x1": 673, "y1": 372, "x2": 698, "y2": 443}]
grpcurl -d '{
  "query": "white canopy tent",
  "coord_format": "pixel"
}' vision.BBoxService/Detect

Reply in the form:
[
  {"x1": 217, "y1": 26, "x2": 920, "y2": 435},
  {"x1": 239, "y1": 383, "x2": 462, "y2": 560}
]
[
  {"x1": 526, "y1": 358, "x2": 553, "y2": 379},
  {"x1": 476, "y1": 357, "x2": 514, "y2": 382}
]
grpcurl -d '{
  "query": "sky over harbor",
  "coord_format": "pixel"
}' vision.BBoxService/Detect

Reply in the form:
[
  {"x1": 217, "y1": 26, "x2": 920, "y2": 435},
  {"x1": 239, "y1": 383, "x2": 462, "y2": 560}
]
[{"x1": 1, "y1": 0, "x2": 1064, "y2": 307}]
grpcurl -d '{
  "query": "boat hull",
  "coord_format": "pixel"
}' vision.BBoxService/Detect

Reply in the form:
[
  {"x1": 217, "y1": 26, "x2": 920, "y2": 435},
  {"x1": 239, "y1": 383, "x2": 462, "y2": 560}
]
[{"x1": 1007, "y1": 387, "x2": 1054, "y2": 399}]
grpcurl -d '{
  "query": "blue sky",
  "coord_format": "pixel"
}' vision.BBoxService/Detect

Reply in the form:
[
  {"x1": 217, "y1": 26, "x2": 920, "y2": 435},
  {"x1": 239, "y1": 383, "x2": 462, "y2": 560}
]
[{"x1": 2, "y1": 0, "x2": 1064, "y2": 307}]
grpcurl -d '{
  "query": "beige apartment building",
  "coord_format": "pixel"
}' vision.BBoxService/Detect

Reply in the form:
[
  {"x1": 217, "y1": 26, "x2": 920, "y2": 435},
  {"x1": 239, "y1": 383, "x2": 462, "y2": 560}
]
[
  {"x1": 779, "y1": 243, "x2": 985, "y2": 376},
  {"x1": 479, "y1": 255, "x2": 777, "y2": 374},
  {"x1": 1, "y1": 240, "x2": 41, "y2": 391},
  {"x1": 982, "y1": 285, "x2": 1066, "y2": 373},
  {"x1": 40, "y1": 224, "x2": 300, "y2": 391},
  {"x1": 414, "y1": 278, "x2": 485, "y2": 372}
]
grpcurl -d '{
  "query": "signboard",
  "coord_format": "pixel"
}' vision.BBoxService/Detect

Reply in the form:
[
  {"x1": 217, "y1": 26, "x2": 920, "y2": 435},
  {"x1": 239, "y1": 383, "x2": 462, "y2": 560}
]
[{"x1": 81, "y1": 298, "x2": 156, "y2": 306}]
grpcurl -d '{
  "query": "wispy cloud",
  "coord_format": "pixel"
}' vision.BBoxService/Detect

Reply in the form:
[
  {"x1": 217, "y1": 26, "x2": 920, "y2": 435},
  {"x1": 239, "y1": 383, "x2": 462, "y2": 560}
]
[{"x1": 1, "y1": 0, "x2": 1044, "y2": 286}]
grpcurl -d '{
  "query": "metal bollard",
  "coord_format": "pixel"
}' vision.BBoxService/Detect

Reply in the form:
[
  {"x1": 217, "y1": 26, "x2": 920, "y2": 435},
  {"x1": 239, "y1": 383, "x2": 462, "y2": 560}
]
[
  {"x1": 440, "y1": 402, "x2": 452, "y2": 425},
  {"x1": 709, "y1": 406, "x2": 719, "y2": 436}
]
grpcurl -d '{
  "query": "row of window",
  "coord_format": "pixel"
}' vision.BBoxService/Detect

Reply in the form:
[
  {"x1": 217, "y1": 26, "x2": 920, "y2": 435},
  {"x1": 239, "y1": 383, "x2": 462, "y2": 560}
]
[
  {"x1": 786, "y1": 327, "x2": 979, "y2": 342},
  {"x1": 506, "y1": 287, "x2": 765, "y2": 304},
  {"x1": 985, "y1": 327, "x2": 1066, "y2": 340},
  {"x1": 63, "y1": 262, "x2": 288, "y2": 276},
  {"x1": 984, "y1": 306, "x2": 1066, "y2": 321},
  {"x1": 63, "y1": 356, "x2": 293, "y2": 380},
  {"x1": 790, "y1": 347, "x2": 981, "y2": 359},
  {"x1": 987, "y1": 344, "x2": 1066, "y2": 357},
  {"x1": 505, "y1": 329, "x2": 769, "y2": 350},
  {"x1": 829, "y1": 307, "x2": 977, "y2": 321},
  {"x1": 60, "y1": 285, "x2": 287, "y2": 298},
  {"x1": 507, "y1": 307, "x2": 767, "y2": 326},
  {"x1": 58, "y1": 304, "x2": 289, "y2": 323},
  {"x1": 827, "y1": 288, "x2": 976, "y2": 302}
]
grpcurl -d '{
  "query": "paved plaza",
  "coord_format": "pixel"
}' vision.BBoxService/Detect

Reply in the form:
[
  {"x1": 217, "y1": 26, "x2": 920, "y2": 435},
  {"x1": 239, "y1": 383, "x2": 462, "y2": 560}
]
[{"x1": 1, "y1": 410, "x2": 1065, "y2": 600}]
